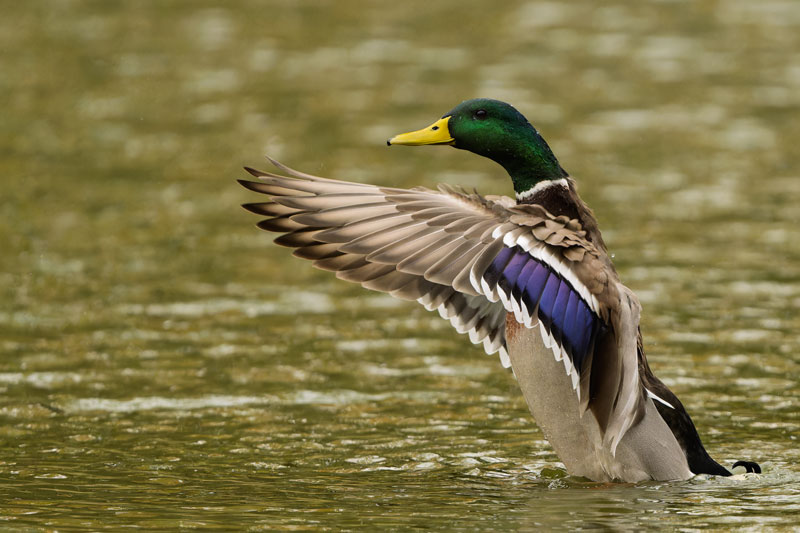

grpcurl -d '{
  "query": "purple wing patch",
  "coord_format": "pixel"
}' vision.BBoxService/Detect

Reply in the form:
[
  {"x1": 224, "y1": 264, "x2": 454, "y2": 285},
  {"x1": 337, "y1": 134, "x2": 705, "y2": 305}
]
[{"x1": 483, "y1": 245, "x2": 600, "y2": 373}]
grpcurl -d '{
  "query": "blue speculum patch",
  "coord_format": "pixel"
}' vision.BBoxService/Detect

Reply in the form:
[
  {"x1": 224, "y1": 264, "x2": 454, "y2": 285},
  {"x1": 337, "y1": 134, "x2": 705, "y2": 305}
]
[{"x1": 485, "y1": 245, "x2": 599, "y2": 373}]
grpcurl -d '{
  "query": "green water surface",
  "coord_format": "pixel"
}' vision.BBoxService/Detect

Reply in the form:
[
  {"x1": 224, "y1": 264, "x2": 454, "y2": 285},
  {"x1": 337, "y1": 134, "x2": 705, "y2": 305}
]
[{"x1": 1, "y1": 0, "x2": 799, "y2": 530}]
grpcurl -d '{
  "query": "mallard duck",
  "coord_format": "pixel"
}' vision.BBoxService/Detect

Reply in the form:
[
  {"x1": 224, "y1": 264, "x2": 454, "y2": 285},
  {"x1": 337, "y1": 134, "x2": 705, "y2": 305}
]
[{"x1": 239, "y1": 98, "x2": 760, "y2": 482}]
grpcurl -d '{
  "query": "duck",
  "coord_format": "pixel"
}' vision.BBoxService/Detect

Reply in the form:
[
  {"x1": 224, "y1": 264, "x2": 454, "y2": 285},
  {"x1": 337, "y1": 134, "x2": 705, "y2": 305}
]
[{"x1": 239, "y1": 98, "x2": 760, "y2": 482}]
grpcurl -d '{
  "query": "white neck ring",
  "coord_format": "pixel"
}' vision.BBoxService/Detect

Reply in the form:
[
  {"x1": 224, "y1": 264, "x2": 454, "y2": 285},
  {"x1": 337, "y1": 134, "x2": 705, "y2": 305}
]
[{"x1": 515, "y1": 178, "x2": 568, "y2": 201}]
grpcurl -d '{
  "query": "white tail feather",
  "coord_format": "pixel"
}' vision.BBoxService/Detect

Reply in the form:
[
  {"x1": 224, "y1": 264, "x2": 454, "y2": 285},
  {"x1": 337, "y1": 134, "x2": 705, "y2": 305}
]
[{"x1": 646, "y1": 388, "x2": 675, "y2": 409}]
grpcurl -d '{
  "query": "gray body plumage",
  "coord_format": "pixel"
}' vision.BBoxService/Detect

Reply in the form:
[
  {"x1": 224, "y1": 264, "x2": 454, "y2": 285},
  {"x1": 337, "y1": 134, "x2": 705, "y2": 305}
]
[{"x1": 506, "y1": 318, "x2": 691, "y2": 481}]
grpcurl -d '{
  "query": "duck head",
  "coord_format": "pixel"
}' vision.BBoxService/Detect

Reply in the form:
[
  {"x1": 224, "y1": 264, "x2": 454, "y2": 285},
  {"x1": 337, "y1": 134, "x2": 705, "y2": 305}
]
[{"x1": 388, "y1": 98, "x2": 568, "y2": 196}]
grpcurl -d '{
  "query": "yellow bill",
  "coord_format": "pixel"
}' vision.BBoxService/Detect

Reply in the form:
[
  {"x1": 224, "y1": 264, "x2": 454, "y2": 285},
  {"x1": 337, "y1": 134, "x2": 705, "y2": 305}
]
[{"x1": 387, "y1": 116, "x2": 454, "y2": 146}]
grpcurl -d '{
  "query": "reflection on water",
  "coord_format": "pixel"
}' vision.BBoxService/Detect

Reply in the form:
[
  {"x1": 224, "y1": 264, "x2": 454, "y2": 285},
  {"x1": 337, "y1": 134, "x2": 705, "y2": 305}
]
[{"x1": 1, "y1": 0, "x2": 799, "y2": 529}]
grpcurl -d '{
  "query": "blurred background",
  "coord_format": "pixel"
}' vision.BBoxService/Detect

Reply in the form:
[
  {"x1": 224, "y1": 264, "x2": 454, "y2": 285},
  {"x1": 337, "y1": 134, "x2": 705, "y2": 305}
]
[{"x1": 1, "y1": 0, "x2": 798, "y2": 529}]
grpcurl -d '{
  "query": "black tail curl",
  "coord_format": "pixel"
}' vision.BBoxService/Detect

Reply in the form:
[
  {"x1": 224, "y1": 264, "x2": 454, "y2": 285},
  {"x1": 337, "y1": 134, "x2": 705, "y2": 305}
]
[{"x1": 732, "y1": 460, "x2": 761, "y2": 474}]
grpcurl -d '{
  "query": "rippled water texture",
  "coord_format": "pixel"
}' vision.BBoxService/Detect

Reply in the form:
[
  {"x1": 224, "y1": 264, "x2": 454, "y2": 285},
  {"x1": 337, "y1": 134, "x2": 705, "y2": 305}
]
[{"x1": 2, "y1": 0, "x2": 799, "y2": 529}]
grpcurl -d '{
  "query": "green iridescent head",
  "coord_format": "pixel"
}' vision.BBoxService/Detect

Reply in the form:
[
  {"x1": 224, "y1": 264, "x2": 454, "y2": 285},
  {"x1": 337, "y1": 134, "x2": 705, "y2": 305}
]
[{"x1": 389, "y1": 98, "x2": 567, "y2": 195}]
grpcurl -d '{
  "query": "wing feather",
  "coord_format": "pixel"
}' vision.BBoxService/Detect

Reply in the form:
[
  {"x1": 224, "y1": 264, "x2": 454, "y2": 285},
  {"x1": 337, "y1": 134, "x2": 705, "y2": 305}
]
[{"x1": 241, "y1": 159, "x2": 643, "y2": 449}]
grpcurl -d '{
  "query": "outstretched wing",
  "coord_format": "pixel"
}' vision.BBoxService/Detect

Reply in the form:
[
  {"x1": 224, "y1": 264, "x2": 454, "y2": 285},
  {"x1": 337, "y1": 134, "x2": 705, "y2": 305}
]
[{"x1": 240, "y1": 158, "x2": 644, "y2": 452}]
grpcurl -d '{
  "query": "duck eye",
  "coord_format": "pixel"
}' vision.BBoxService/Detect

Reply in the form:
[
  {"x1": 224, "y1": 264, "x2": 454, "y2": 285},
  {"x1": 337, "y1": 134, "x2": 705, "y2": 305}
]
[{"x1": 474, "y1": 109, "x2": 487, "y2": 120}]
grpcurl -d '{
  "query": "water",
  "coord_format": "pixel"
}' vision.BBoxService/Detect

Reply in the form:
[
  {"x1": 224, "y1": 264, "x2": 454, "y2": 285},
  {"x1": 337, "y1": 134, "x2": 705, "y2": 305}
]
[{"x1": 2, "y1": 0, "x2": 799, "y2": 529}]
